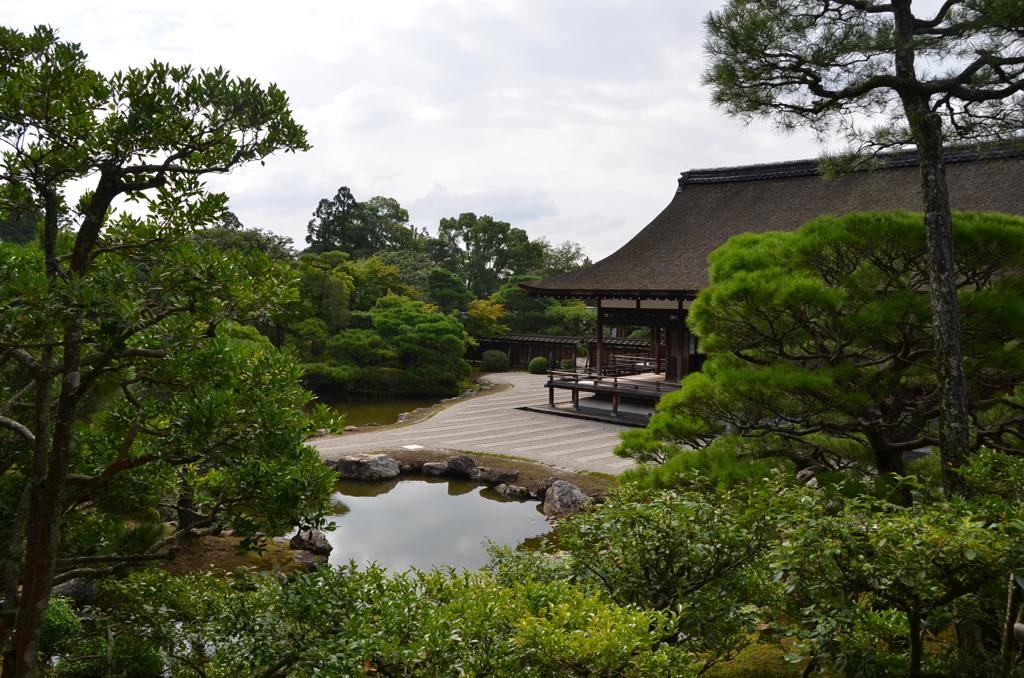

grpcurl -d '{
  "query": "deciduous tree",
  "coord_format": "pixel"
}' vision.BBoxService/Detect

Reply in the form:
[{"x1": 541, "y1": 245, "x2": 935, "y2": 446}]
[{"x1": 0, "y1": 25, "x2": 324, "y2": 677}]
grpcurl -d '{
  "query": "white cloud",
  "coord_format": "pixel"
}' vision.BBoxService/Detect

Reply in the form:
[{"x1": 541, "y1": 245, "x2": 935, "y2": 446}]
[{"x1": 5, "y1": 0, "x2": 824, "y2": 259}]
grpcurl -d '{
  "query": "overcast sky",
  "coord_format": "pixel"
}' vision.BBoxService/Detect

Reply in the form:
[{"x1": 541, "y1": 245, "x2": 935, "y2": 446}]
[{"x1": 5, "y1": 0, "x2": 826, "y2": 260}]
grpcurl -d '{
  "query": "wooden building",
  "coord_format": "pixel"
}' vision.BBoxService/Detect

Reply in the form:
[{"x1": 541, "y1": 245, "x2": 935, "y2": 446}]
[{"x1": 521, "y1": 149, "x2": 1024, "y2": 385}]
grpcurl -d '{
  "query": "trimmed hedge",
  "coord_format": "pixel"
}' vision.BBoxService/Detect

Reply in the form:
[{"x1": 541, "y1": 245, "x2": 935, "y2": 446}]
[
  {"x1": 480, "y1": 350, "x2": 510, "y2": 372},
  {"x1": 528, "y1": 357, "x2": 549, "y2": 374}
]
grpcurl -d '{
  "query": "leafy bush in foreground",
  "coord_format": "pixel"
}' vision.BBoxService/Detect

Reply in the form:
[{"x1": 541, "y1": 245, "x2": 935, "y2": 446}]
[{"x1": 92, "y1": 566, "x2": 696, "y2": 678}]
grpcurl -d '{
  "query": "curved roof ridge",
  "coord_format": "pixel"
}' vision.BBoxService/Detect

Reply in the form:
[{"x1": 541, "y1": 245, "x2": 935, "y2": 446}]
[{"x1": 679, "y1": 147, "x2": 1024, "y2": 188}]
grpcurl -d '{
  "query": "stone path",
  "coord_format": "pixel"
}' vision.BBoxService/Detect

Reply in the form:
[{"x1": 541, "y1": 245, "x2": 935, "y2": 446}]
[{"x1": 313, "y1": 372, "x2": 637, "y2": 475}]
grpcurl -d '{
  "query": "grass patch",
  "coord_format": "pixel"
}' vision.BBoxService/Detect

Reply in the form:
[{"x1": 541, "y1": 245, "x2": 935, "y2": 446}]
[
  {"x1": 162, "y1": 535, "x2": 300, "y2": 576},
  {"x1": 704, "y1": 641, "x2": 805, "y2": 678}
]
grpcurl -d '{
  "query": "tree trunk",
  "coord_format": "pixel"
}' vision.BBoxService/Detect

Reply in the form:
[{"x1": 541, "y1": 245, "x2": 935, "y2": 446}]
[
  {"x1": 9, "y1": 334, "x2": 80, "y2": 678},
  {"x1": 893, "y1": 0, "x2": 972, "y2": 500},
  {"x1": 907, "y1": 607, "x2": 924, "y2": 678}
]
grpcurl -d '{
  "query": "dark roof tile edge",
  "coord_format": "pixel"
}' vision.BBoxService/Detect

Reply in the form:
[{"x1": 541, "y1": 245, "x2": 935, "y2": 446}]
[{"x1": 677, "y1": 146, "x2": 1024, "y2": 190}]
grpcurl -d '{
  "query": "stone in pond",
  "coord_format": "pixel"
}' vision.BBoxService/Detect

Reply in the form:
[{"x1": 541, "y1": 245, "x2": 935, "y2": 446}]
[
  {"x1": 343, "y1": 425, "x2": 359, "y2": 432},
  {"x1": 422, "y1": 461, "x2": 448, "y2": 476},
  {"x1": 333, "y1": 453, "x2": 401, "y2": 481},
  {"x1": 293, "y1": 549, "x2": 327, "y2": 572},
  {"x1": 543, "y1": 480, "x2": 592, "y2": 517},
  {"x1": 446, "y1": 454, "x2": 477, "y2": 478},
  {"x1": 472, "y1": 467, "x2": 520, "y2": 485},
  {"x1": 290, "y1": 529, "x2": 333, "y2": 556},
  {"x1": 496, "y1": 484, "x2": 532, "y2": 499}
]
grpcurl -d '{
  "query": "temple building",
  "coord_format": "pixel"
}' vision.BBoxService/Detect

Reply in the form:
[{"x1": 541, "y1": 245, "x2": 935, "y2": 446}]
[{"x1": 518, "y1": 149, "x2": 1024, "y2": 423}]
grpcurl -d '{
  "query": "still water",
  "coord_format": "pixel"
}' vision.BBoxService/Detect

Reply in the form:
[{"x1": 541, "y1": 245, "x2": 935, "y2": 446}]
[
  {"x1": 313, "y1": 395, "x2": 441, "y2": 427},
  {"x1": 324, "y1": 477, "x2": 552, "y2": 572}
]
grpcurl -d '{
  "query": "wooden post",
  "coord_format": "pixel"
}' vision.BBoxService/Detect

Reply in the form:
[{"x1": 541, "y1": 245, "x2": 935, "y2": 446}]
[
  {"x1": 596, "y1": 308, "x2": 604, "y2": 377},
  {"x1": 549, "y1": 382, "x2": 555, "y2": 407},
  {"x1": 572, "y1": 389, "x2": 579, "y2": 411},
  {"x1": 678, "y1": 320, "x2": 690, "y2": 381},
  {"x1": 654, "y1": 326, "x2": 661, "y2": 375}
]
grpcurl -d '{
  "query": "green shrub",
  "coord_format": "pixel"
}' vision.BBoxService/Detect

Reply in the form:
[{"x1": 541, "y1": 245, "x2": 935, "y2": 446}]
[
  {"x1": 480, "y1": 350, "x2": 510, "y2": 372},
  {"x1": 58, "y1": 634, "x2": 163, "y2": 678},
  {"x1": 40, "y1": 597, "x2": 81, "y2": 656},
  {"x1": 576, "y1": 345, "x2": 587, "y2": 357},
  {"x1": 528, "y1": 357, "x2": 549, "y2": 374},
  {"x1": 559, "y1": 358, "x2": 575, "y2": 370}
]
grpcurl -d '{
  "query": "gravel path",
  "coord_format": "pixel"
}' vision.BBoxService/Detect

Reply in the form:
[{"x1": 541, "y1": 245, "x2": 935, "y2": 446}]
[{"x1": 313, "y1": 372, "x2": 637, "y2": 475}]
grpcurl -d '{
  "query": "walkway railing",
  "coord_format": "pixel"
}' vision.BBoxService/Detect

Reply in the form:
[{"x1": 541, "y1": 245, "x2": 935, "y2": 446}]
[{"x1": 545, "y1": 369, "x2": 681, "y2": 417}]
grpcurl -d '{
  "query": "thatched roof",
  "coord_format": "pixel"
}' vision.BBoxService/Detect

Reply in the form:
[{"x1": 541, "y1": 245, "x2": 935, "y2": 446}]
[{"x1": 521, "y1": 149, "x2": 1024, "y2": 299}]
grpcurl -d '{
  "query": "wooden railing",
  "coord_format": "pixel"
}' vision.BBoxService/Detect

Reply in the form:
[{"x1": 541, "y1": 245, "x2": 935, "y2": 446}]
[{"x1": 544, "y1": 369, "x2": 681, "y2": 416}]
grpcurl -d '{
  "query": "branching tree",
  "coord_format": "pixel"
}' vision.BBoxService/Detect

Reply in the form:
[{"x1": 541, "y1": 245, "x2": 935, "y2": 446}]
[
  {"x1": 305, "y1": 188, "x2": 420, "y2": 257},
  {"x1": 703, "y1": 0, "x2": 1024, "y2": 498},
  {"x1": 0, "y1": 25, "x2": 330, "y2": 678},
  {"x1": 437, "y1": 213, "x2": 544, "y2": 298}
]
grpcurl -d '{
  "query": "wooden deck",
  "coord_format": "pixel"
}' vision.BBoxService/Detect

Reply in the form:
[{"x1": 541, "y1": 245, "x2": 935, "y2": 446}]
[{"x1": 545, "y1": 368, "x2": 681, "y2": 419}]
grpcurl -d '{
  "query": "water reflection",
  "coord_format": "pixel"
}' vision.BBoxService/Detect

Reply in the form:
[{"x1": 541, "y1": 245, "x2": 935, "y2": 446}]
[
  {"x1": 311, "y1": 395, "x2": 441, "y2": 426},
  {"x1": 324, "y1": 477, "x2": 551, "y2": 572}
]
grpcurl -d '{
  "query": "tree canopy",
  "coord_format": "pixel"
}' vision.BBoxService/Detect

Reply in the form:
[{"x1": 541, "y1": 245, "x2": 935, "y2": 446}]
[
  {"x1": 702, "y1": 0, "x2": 1024, "y2": 497},
  {"x1": 0, "y1": 25, "x2": 329, "y2": 678},
  {"x1": 305, "y1": 187, "x2": 421, "y2": 257}
]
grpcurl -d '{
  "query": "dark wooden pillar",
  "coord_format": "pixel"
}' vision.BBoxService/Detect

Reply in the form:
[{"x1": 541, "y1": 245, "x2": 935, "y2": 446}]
[
  {"x1": 678, "y1": 318, "x2": 690, "y2": 381},
  {"x1": 596, "y1": 311, "x2": 604, "y2": 376},
  {"x1": 653, "y1": 326, "x2": 661, "y2": 375}
]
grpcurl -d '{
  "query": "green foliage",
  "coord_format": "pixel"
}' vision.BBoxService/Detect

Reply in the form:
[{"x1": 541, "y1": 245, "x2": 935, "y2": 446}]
[
  {"x1": 543, "y1": 303, "x2": 596, "y2": 336},
  {"x1": 516, "y1": 483, "x2": 784, "y2": 675},
  {"x1": 58, "y1": 633, "x2": 163, "y2": 678},
  {"x1": 437, "y1": 213, "x2": 545, "y2": 298},
  {"x1": 374, "y1": 249, "x2": 435, "y2": 292},
  {"x1": 703, "y1": 0, "x2": 1024, "y2": 154},
  {"x1": 481, "y1": 350, "x2": 511, "y2": 372},
  {"x1": 40, "y1": 597, "x2": 81, "y2": 656},
  {"x1": 305, "y1": 187, "x2": 420, "y2": 257},
  {"x1": 617, "y1": 211, "x2": 1024, "y2": 482},
  {"x1": 0, "y1": 206, "x2": 39, "y2": 244},
  {"x1": 90, "y1": 566, "x2": 697, "y2": 678},
  {"x1": 492, "y1": 276, "x2": 560, "y2": 333},
  {"x1": 528, "y1": 356, "x2": 549, "y2": 374},
  {"x1": 535, "y1": 238, "x2": 591, "y2": 277},
  {"x1": 303, "y1": 295, "x2": 471, "y2": 396},
  {"x1": 0, "y1": 24, "x2": 329, "y2": 671},
  {"x1": 559, "y1": 358, "x2": 575, "y2": 370},
  {"x1": 425, "y1": 267, "x2": 473, "y2": 312},
  {"x1": 193, "y1": 225, "x2": 296, "y2": 262},
  {"x1": 772, "y1": 476, "x2": 1024, "y2": 677}
]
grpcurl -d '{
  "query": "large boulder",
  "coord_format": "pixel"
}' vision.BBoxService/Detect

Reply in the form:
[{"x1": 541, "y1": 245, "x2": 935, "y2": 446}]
[
  {"x1": 422, "y1": 461, "x2": 448, "y2": 476},
  {"x1": 332, "y1": 453, "x2": 401, "y2": 481},
  {"x1": 289, "y1": 529, "x2": 333, "y2": 556},
  {"x1": 472, "y1": 467, "x2": 520, "y2": 485},
  {"x1": 542, "y1": 480, "x2": 592, "y2": 517},
  {"x1": 446, "y1": 454, "x2": 477, "y2": 478},
  {"x1": 51, "y1": 578, "x2": 98, "y2": 606}
]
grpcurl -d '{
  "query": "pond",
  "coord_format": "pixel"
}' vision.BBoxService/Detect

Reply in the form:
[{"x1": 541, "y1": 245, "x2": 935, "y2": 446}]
[
  {"x1": 323, "y1": 477, "x2": 552, "y2": 572},
  {"x1": 312, "y1": 395, "x2": 442, "y2": 427}
]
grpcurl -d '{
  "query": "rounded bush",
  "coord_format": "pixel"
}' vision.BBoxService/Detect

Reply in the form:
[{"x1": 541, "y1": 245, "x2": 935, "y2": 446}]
[
  {"x1": 576, "y1": 345, "x2": 588, "y2": 357},
  {"x1": 560, "y1": 358, "x2": 575, "y2": 370},
  {"x1": 528, "y1": 357, "x2": 549, "y2": 374},
  {"x1": 480, "y1": 350, "x2": 510, "y2": 372},
  {"x1": 40, "y1": 597, "x2": 81, "y2": 655}
]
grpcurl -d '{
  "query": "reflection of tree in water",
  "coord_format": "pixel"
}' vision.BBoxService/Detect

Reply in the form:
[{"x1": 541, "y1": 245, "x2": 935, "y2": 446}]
[{"x1": 329, "y1": 495, "x2": 351, "y2": 516}]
